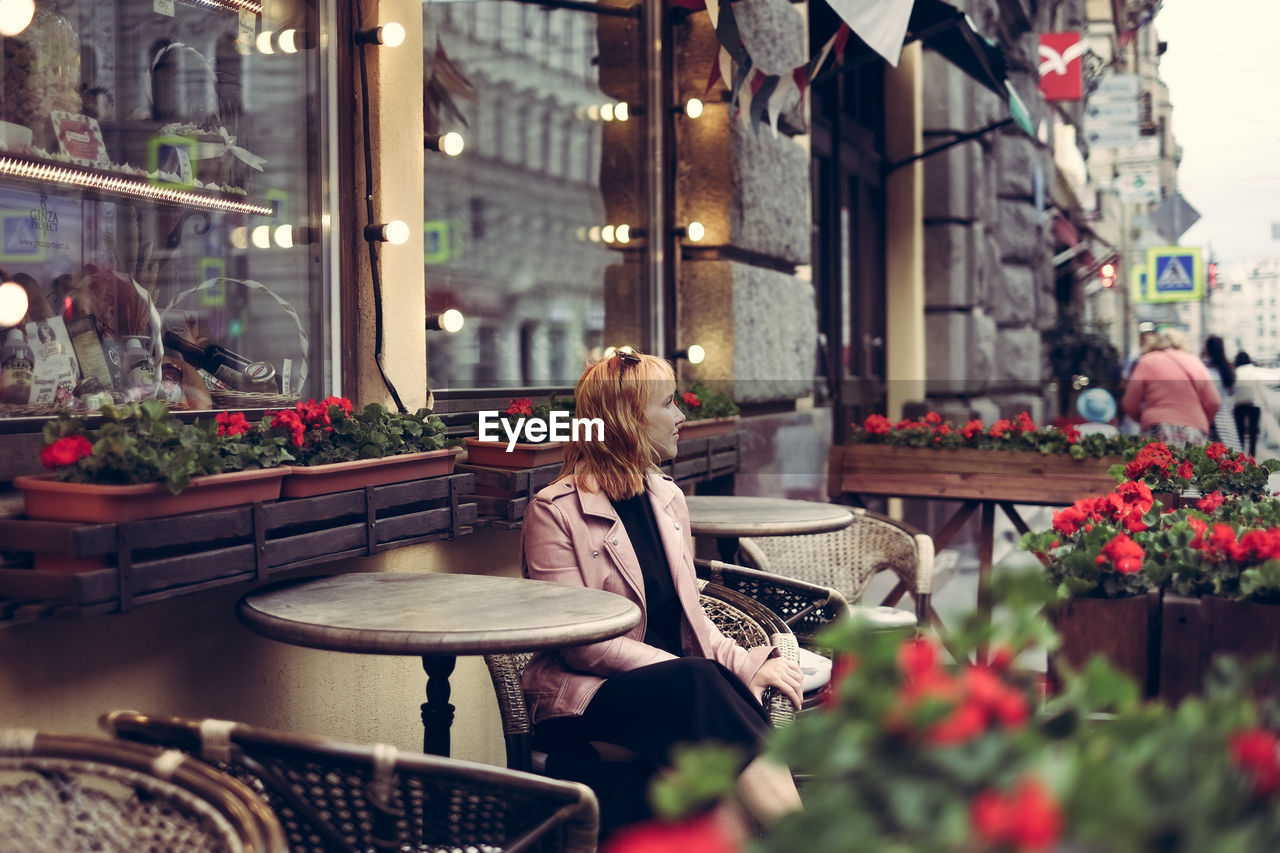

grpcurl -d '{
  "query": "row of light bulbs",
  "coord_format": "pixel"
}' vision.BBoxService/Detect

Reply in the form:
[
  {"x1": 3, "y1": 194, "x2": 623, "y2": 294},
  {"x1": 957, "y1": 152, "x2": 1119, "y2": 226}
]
[
  {"x1": 603, "y1": 344, "x2": 706, "y2": 365},
  {"x1": 576, "y1": 99, "x2": 706, "y2": 122},
  {"x1": 578, "y1": 221, "x2": 706, "y2": 245}
]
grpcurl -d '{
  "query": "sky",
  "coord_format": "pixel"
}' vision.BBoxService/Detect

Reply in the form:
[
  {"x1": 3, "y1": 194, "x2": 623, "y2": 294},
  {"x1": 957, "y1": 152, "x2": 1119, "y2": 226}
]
[{"x1": 1154, "y1": 1, "x2": 1280, "y2": 265}]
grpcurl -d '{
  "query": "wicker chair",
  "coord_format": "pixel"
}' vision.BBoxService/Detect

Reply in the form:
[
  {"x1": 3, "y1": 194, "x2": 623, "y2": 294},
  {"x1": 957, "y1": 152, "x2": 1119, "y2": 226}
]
[
  {"x1": 0, "y1": 728, "x2": 287, "y2": 853},
  {"x1": 484, "y1": 581, "x2": 800, "y2": 774},
  {"x1": 738, "y1": 506, "x2": 935, "y2": 625},
  {"x1": 100, "y1": 711, "x2": 599, "y2": 853}
]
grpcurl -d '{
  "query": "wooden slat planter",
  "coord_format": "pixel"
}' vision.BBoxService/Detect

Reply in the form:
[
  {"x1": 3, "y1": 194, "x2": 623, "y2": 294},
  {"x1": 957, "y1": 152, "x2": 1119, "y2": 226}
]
[
  {"x1": 1159, "y1": 594, "x2": 1280, "y2": 704},
  {"x1": 828, "y1": 444, "x2": 1122, "y2": 505},
  {"x1": 0, "y1": 472, "x2": 476, "y2": 617},
  {"x1": 1049, "y1": 593, "x2": 1162, "y2": 697},
  {"x1": 1048, "y1": 592, "x2": 1280, "y2": 703}
]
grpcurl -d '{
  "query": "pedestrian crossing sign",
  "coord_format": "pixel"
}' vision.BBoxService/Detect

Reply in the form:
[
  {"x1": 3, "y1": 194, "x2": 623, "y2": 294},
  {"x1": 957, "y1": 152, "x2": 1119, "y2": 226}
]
[{"x1": 1144, "y1": 246, "x2": 1202, "y2": 303}]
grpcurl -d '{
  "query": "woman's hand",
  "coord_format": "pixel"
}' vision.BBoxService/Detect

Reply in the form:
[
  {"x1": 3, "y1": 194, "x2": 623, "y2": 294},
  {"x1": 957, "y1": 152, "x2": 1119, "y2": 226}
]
[{"x1": 748, "y1": 656, "x2": 804, "y2": 710}]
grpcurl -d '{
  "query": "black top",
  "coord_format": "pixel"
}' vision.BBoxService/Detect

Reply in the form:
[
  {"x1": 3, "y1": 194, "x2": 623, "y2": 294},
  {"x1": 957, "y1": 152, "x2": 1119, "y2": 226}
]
[{"x1": 611, "y1": 492, "x2": 684, "y2": 655}]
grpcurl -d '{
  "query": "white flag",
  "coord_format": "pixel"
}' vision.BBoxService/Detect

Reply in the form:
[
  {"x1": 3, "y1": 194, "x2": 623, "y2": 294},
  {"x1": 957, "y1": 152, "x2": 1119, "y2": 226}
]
[{"x1": 824, "y1": 0, "x2": 916, "y2": 67}]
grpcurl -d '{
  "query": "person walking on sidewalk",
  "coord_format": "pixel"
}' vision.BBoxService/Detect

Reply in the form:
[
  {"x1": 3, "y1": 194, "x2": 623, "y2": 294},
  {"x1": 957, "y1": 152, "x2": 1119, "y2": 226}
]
[
  {"x1": 1233, "y1": 351, "x2": 1267, "y2": 458},
  {"x1": 1122, "y1": 328, "x2": 1220, "y2": 445}
]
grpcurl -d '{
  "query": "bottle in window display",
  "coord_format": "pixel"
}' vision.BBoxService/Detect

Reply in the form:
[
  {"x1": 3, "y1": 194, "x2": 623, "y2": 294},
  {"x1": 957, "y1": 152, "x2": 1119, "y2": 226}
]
[
  {"x1": 0, "y1": 327, "x2": 34, "y2": 404},
  {"x1": 162, "y1": 329, "x2": 278, "y2": 393}
]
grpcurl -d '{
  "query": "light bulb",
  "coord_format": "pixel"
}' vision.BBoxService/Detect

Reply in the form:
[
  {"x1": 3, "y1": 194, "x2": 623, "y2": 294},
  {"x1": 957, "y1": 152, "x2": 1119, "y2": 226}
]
[
  {"x1": 365, "y1": 220, "x2": 410, "y2": 244},
  {"x1": 0, "y1": 0, "x2": 34, "y2": 37},
  {"x1": 380, "y1": 22, "x2": 405, "y2": 47},
  {"x1": 601, "y1": 103, "x2": 615, "y2": 122},
  {"x1": 686, "y1": 344, "x2": 706, "y2": 365},
  {"x1": 615, "y1": 224, "x2": 631, "y2": 244},
  {"x1": 440, "y1": 309, "x2": 464, "y2": 333},
  {"x1": 0, "y1": 280, "x2": 28, "y2": 326},
  {"x1": 255, "y1": 30, "x2": 275, "y2": 54},
  {"x1": 615, "y1": 102, "x2": 629, "y2": 122},
  {"x1": 278, "y1": 28, "x2": 298, "y2": 54},
  {"x1": 273, "y1": 224, "x2": 294, "y2": 248},
  {"x1": 441, "y1": 132, "x2": 464, "y2": 156},
  {"x1": 251, "y1": 225, "x2": 271, "y2": 249},
  {"x1": 588, "y1": 226, "x2": 602, "y2": 243},
  {"x1": 230, "y1": 226, "x2": 249, "y2": 249},
  {"x1": 601, "y1": 225, "x2": 616, "y2": 244},
  {"x1": 685, "y1": 98, "x2": 704, "y2": 119},
  {"x1": 686, "y1": 221, "x2": 706, "y2": 242},
  {"x1": 586, "y1": 104, "x2": 601, "y2": 121}
]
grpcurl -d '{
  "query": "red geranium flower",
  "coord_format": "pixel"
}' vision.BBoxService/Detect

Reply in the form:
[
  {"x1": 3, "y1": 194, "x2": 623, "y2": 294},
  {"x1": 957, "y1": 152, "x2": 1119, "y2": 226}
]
[
  {"x1": 683, "y1": 391, "x2": 701, "y2": 408},
  {"x1": 1230, "y1": 729, "x2": 1280, "y2": 796},
  {"x1": 603, "y1": 811, "x2": 741, "y2": 853},
  {"x1": 924, "y1": 411, "x2": 942, "y2": 424},
  {"x1": 216, "y1": 411, "x2": 251, "y2": 437},
  {"x1": 863, "y1": 414, "x2": 892, "y2": 435},
  {"x1": 960, "y1": 419, "x2": 985, "y2": 440},
  {"x1": 1197, "y1": 490, "x2": 1225, "y2": 513},
  {"x1": 269, "y1": 409, "x2": 307, "y2": 447},
  {"x1": 321, "y1": 395, "x2": 353, "y2": 415},
  {"x1": 1097, "y1": 533, "x2": 1144, "y2": 574},
  {"x1": 39, "y1": 435, "x2": 93, "y2": 469},
  {"x1": 989, "y1": 418, "x2": 1013, "y2": 438},
  {"x1": 971, "y1": 777, "x2": 1062, "y2": 851},
  {"x1": 505, "y1": 397, "x2": 534, "y2": 417}
]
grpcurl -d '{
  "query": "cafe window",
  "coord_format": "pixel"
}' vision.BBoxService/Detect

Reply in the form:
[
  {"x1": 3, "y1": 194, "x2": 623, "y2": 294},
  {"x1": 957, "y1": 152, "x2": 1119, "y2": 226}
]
[
  {"x1": 0, "y1": 0, "x2": 335, "y2": 419},
  {"x1": 423, "y1": 0, "x2": 650, "y2": 390}
]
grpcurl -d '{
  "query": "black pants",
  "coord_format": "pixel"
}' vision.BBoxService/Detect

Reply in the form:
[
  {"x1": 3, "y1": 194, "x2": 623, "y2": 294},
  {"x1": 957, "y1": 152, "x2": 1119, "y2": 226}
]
[
  {"x1": 533, "y1": 658, "x2": 769, "y2": 836},
  {"x1": 1235, "y1": 404, "x2": 1261, "y2": 457}
]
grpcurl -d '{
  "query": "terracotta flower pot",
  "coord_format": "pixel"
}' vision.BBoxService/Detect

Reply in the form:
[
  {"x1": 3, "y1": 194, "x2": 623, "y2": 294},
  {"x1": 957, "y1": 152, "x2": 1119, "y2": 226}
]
[
  {"x1": 14, "y1": 467, "x2": 288, "y2": 523},
  {"x1": 678, "y1": 416, "x2": 739, "y2": 441},
  {"x1": 281, "y1": 448, "x2": 458, "y2": 498},
  {"x1": 464, "y1": 437, "x2": 565, "y2": 469}
]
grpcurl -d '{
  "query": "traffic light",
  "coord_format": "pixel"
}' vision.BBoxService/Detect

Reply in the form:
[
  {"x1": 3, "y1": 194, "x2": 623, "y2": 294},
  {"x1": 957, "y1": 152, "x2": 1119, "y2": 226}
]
[{"x1": 1100, "y1": 262, "x2": 1116, "y2": 288}]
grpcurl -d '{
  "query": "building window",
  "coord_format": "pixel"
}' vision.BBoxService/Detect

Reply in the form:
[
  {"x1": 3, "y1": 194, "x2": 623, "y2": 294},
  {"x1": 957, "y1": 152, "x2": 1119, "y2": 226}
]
[
  {"x1": 424, "y1": 0, "x2": 649, "y2": 389},
  {"x1": 0, "y1": 2, "x2": 333, "y2": 421}
]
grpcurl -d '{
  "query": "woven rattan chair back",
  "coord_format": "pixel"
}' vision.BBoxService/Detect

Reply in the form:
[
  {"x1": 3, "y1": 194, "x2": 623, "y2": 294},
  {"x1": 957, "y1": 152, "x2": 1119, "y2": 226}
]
[
  {"x1": 738, "y1": 507, "x2": 935, "y2": 622},
  {"x1": 484, "y1": 584, "x2": 799, "y2": 773},
  {"x1": 694, "y1": 558, "x2": 849, "y2": 647},
  {"x1": 0, "y1": 729, "x2": 286, "y2": 853},
  {"x1": 101, "y1": 712, "x2": 598, "y2": 853}
]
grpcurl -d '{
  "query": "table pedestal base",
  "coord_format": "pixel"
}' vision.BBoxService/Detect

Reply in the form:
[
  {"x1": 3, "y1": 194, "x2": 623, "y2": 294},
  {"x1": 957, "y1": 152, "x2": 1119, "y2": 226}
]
[{"x1": 421, "y1": 655, "x2": 456, "y2": 756}]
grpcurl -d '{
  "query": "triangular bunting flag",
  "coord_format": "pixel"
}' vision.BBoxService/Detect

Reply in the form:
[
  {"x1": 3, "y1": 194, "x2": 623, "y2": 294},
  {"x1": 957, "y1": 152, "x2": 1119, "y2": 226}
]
[
  {"x1": 749, "y1": 73, "x2": 777, "y2": 132},
  {"x1": 824, "y1": 0, "x2": 915, "y2": 66},
  {"x1": 766, "y1": 73, "x2": 798, "y2": 136},
  {"x1": 704, "y1": 0, "x2": 721, "y2": 30}
]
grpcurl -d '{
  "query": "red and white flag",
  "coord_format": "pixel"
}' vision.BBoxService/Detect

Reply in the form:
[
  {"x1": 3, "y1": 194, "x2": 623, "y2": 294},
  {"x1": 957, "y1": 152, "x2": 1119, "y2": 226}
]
[{"x1": 1038, "y1": 32, "x2": 1085, "y2": 101}]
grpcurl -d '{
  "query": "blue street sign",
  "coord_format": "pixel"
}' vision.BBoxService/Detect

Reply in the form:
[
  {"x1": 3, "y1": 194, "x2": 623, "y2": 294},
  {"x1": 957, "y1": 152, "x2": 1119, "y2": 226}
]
[{"x1": 1145, "y1": 246, "x2": 1202, "y2": 303}]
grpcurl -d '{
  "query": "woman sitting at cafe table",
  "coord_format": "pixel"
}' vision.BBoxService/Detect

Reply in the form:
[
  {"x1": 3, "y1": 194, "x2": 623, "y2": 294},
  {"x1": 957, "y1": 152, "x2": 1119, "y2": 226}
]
[{"x1": 520, "y1": 351, "x2": 804, "y2": 834}]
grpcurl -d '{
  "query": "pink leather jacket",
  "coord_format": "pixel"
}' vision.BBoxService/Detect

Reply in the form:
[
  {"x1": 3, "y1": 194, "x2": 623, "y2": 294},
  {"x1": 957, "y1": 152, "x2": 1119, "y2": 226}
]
[{"x1": 520, "y1": 470, "x2": 776, "y2": 723}]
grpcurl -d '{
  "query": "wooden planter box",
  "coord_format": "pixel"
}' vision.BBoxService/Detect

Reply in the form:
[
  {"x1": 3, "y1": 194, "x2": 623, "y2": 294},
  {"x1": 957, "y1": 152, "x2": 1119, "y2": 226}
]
[
  {"x1": 1048, "y1": 592, "x2": 1280, "y2": 703},
  {"x1": 828, "y1": 444, "x2": 1121, "y2": 505},
  {"x1": 0, "y1": 473, "x2": 476, "y2": 616},
  {"x1": 1049, "y1": 593, "x2": 1161, "y2": 697},
  {"x1": 1159, "y1": 594, "x2": 1280, "y2": 703}
]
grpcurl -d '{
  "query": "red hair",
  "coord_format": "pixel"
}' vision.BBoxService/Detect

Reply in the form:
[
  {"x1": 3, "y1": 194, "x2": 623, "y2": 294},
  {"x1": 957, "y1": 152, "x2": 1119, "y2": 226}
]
[{"x1": 560, "y1": 352, "x2": 675, "y2": 500}]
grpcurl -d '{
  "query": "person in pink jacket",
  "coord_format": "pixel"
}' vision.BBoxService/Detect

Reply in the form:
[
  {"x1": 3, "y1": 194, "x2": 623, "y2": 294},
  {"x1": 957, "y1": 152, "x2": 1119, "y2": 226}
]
[
  {"x1": 1121, "y1": 328, "x2": 1220, "y2": 445},
  {"x1": 521, "y1": 351, "x2": 803, "y2": 832}
]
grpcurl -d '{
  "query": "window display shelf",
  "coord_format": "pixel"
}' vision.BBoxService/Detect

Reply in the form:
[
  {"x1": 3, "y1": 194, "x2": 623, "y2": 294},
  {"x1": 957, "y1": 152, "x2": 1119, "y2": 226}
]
[{"x1": 0, "y1": 154, "x2": 275, "y2": 216}]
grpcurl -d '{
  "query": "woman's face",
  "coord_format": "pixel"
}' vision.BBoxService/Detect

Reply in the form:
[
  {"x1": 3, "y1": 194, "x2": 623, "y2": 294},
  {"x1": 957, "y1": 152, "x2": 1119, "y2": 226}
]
[{"x1": 642, "y1": 383, "x2": 685, "y2": 462}]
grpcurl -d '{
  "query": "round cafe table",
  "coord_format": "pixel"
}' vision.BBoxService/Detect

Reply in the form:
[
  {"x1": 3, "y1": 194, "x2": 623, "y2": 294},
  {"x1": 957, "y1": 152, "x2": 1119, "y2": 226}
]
[
  {"x1": 237, "y1": 572, "x2": 640, "y2": 756},
  {"x1": 684, "y1": 495, "x2": 855, "y2": 561}
]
